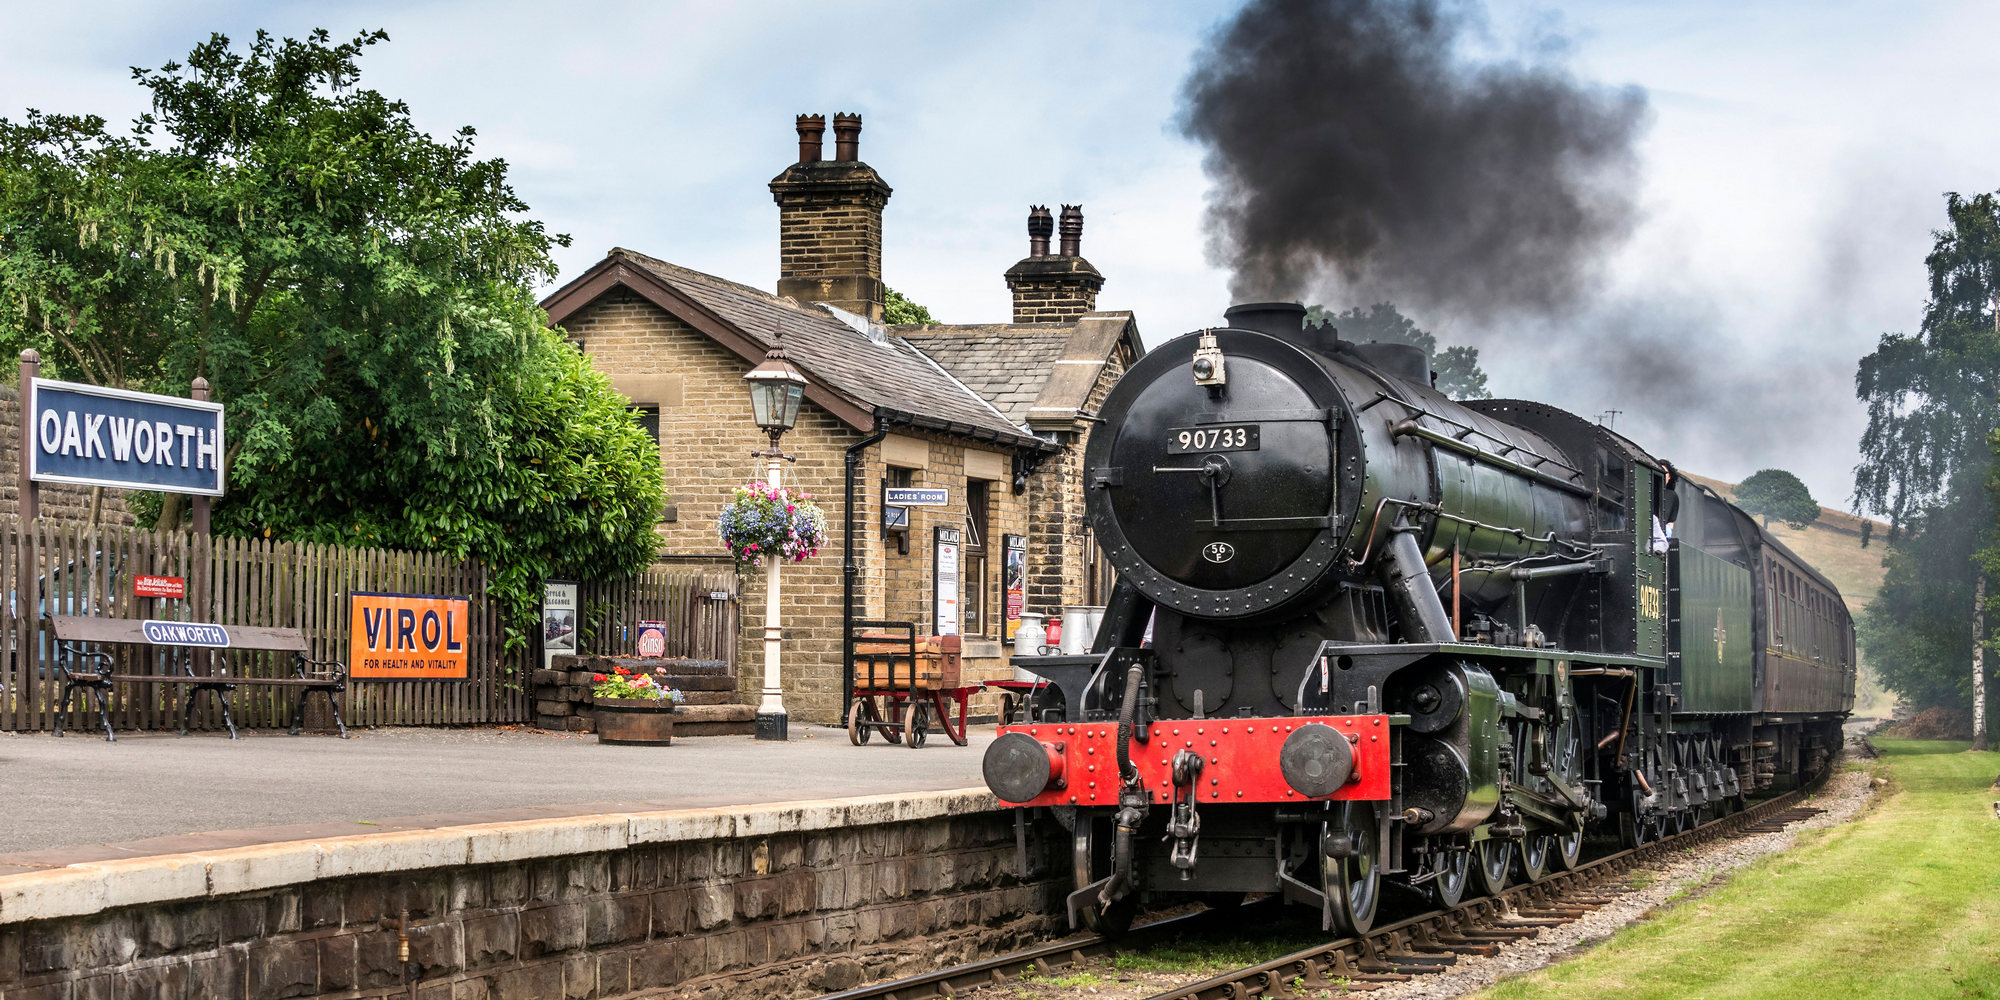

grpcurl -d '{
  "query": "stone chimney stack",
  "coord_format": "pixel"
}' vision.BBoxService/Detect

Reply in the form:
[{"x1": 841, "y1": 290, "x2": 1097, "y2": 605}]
[
  {"x1": 770, "y1": 112, "x2": 893, "y2": 322},
  {"x1": 1004, "y1": 203, "x2": 1104, "y2": 324}
]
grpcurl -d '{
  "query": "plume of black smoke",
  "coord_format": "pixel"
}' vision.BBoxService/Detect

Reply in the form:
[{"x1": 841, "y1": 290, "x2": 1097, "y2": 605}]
[{"x1": 1180, "y1": 0, "x2": 1649, "y2": 315}]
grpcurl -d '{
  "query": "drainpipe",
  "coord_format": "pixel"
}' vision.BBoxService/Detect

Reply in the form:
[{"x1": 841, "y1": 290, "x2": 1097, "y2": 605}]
[{"x1": 842, "y1": 411, "x2": 890, "y2": 718}]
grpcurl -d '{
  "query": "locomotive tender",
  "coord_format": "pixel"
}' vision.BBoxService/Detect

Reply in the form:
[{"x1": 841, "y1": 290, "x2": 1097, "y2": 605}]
[{"x1": 982, "y1": 302, "x2": 1854, "y2": 935}]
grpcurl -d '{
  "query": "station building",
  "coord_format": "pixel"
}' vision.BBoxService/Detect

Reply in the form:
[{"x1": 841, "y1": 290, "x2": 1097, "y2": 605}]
[{"x1": 540, "y1": 114, "x2": 1143, "y2": 723}]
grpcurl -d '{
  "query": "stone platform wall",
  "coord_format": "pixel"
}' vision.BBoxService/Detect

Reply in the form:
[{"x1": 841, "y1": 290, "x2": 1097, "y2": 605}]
[{"x1": 0, "y1": 793, "x2": 1065, "y2": 999}]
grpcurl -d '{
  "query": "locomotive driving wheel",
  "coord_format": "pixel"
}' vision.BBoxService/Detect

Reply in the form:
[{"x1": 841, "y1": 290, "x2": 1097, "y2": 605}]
[
  {"x1": 1428, "y1": 846, "x2": 1472, "y2": 907},
  {"x1": 1323, "y1": 802, "x2": 1381, "y2": 936},
  {"x1": 1473, "y1": 837, "x2": 1511, "y2": 896},
  {"x1": 1548, "y1": 708, "x2": 1586, "y2": 870},
  {"x1": 1516, "y1": 834, "x2": 1551, "y2": 883}
]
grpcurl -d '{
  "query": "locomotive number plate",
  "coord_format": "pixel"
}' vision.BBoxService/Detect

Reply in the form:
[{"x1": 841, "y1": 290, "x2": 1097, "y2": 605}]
[{"x1": 1167, "y1": 424, "x2": 1260, "y2": 454}]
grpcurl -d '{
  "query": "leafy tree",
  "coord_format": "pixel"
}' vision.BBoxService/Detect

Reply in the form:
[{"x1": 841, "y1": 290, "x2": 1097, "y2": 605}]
[
  {"x1": 1733, "y1": 469, "x2": 1820, "y2": 529},
  {"x1": 1852, "y1": 191, "x2": 2000, "y2": 746},
  {"x1": 1854, "y1": 192, "x2": 2000, "y2": 527},
  {"x1": 1862, "y1": 470, "x2": 1991, "y2": 718},
  {"x1": 0, "y1": 30, "x2": 664, "y2": 642},
  {"x1": 883, "y1": 287, "x2": 935, "y2": 325},
  {"x1": 1305, "y1": 302, "x2": 1489, "y2": 398}
]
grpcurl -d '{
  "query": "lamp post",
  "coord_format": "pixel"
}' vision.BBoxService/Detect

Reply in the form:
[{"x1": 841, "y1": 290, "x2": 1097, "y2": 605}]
[{"x1": 743, "y1": 343, "x2": 808, "y2": 741}]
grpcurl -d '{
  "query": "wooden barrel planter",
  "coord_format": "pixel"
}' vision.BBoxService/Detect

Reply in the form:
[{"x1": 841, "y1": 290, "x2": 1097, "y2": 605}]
[{"x1": 595, "y1": 698, "x2": 676, "y2": 746}]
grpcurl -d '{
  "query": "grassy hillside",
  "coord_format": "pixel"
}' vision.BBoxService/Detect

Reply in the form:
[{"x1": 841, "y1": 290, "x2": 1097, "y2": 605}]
[{"x1": 1686, "y1": 473, "x2": 1893, "y2": 714}]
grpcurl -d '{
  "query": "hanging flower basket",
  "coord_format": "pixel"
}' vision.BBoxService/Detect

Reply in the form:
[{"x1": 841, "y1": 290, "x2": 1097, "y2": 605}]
[{"x1": 717, "y1": 482, "x2": 828, "y2": 566}]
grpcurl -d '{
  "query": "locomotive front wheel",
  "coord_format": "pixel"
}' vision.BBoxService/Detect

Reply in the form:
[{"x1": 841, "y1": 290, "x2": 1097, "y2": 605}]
[
  {"x1": 1430, "y1": 848, "x2": 1472, "y2": 907},
  {"x1": 846, "y1": 700, "x2": 870, "y2": 745},
  {"x1": 1473, "y1": 838, "x2": 1511, "y2": 896},
  {"x1": 1323, "y1": 802, "x2": 1381, "y2": 936},
  {"x1": 1516, "y1": 834, "x2": 1551, "y2": 883},
  {"x1": 1074, "y1": 821, "x2": 1138, "y2": 937}
]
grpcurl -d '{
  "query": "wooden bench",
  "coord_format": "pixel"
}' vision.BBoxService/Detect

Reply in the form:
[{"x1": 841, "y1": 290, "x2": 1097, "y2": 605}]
[{"x1": 51, "y1": 615, "x2": 349, "y2": 742}]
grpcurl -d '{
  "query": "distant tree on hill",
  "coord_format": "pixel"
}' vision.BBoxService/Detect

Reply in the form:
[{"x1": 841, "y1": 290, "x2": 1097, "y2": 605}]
[
  {"x1": 1860, "y1": 521, "x2": 1873, "y2": 549},
  {"x1": 1305, "y1": 302, "x2": 1489, "y2": 399},
  {"x1": 1735, "y1": 469, "x2": 1820, "y2": 529},
  {"x1": 884, "y1": 287, "x2": 935, "y2": 325}
]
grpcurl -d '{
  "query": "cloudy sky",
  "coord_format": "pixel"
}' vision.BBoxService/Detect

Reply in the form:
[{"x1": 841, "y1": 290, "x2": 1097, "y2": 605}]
[{"x1": 3, "y1": 0, "x2": 1993, "y2": 510}]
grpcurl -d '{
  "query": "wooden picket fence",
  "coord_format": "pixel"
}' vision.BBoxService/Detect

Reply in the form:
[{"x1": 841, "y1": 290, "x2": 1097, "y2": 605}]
[{"x1": 0, "y1": 518, "x2": 738, "y2": 733}]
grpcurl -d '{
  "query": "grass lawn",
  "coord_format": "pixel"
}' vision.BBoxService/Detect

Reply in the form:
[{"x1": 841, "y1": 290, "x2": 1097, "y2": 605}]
[{"x1": 1476, "y1": 740, "x2": 2000, "y2": 1000}]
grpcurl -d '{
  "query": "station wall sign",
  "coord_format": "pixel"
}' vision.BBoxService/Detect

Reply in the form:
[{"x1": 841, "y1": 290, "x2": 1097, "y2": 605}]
[
  {"x1": 28, "y1": 378, "x2": 225, "y2": 496},
  {"x1": 349, "y1": 592, "x2": 471, "y2": 680},
  {"x1": 934, "y1": 527, "x2": 961, "y2": 637},
  {"x1": 885, "y1": 487, "x2": 949, "y2": 506}
]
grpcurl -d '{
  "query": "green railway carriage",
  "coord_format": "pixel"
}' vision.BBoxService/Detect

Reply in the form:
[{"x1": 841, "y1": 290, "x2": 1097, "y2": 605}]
[{"x1": 1666, "y1": 480, "x2": 1854, "y2": 789}]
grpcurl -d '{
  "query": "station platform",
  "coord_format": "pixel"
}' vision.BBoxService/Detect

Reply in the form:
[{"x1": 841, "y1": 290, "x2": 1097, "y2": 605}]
[
  {"x1": 0, "y1": 724, "x2": 1062, "y2": 999},
  {"x1": 0, "y1": 723, "x2": 995, "y2": 865}
]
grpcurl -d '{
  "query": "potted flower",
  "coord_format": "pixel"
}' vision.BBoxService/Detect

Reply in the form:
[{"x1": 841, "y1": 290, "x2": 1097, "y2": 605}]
[
  {"x1": 716, "y1": 481, "x2": 827, "y2": 565},
  {"x1": 592, "y1": 665, "x2": 685, "y2": 746}
]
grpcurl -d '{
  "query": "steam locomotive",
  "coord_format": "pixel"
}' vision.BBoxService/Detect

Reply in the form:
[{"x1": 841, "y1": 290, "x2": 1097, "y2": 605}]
[{"x1": 982, "y1": 302, "x2": 1854, "y2": 935}]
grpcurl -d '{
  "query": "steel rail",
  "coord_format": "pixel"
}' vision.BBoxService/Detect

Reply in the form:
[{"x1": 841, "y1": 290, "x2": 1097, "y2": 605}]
[
  {"x1": 810, "y1": 762, "x2": 1841, "y2": 1000},
  {"x1": 813, "y1": 902, "x2": 1273, "y2": 1000},
  {"x1": 1138, "y1": 767, "x2": 1834, "y2": 1000}
]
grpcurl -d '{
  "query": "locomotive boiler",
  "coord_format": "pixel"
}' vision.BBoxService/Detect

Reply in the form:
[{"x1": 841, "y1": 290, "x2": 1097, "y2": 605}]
[{"x1": 982, "y1": 302, "x2": 1853, "y2": 936}]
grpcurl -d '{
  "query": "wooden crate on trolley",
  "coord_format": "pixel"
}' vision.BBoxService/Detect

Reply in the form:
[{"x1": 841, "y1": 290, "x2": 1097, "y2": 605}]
[{"x1": 847, "y1": 621, "x2": 977, "y2": 747}]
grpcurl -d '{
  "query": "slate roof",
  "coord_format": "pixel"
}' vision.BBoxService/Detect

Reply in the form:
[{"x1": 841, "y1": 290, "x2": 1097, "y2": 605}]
[
  {"x1": 894, "y1": 326, "x2": 1072, "y2": 425},
  {"x1": 598, "y1": 250, "x2": 1039, "y2": 445}
]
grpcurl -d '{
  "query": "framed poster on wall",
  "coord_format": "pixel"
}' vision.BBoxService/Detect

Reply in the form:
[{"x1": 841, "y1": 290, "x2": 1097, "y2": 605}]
[
  {"x1": 1002, "y1": 534, "x2": 1026, "y2": 640},
  {"x1": 934, "y1": 527, "x2": 961, "y2": 637}
]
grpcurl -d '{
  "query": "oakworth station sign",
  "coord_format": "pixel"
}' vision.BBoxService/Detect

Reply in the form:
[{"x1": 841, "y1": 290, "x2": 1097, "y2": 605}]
[{"x1": 28, "y1": 378, "x2": 225, "y2": 495}]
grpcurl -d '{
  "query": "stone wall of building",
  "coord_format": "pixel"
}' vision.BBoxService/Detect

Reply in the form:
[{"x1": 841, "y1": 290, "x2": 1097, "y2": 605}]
[
  {"x1": 562, "y1": 291, "x2": 1039, "y2": 723},
  {"x1": 1024, "y1": 353, "x2": 1127, "y2": 625},
  {"x1": 0, "y1": 797, "x2": 1065, "y2": 999}
]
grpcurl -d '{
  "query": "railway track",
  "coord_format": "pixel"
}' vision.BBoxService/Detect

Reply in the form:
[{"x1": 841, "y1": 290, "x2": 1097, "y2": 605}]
[{"x1": 815, "y1": 766, "x2": 1837, "y2": 1000}]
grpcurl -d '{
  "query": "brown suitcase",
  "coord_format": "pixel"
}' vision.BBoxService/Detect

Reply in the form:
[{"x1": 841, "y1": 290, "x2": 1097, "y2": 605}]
[{"x1": 854, "y1": 634, "x2": 962, "y2": 690}]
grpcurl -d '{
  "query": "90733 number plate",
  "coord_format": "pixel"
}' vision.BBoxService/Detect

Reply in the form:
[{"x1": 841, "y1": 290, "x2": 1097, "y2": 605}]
[{"x1": 1166, "y1": 425, "x2": 1260, "y2": 454}]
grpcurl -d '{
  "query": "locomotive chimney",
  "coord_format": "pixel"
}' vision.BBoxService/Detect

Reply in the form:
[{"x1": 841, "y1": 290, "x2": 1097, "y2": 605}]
[{"x1": 1223, "y1": 302, "x2": 1307, "y2": 339}]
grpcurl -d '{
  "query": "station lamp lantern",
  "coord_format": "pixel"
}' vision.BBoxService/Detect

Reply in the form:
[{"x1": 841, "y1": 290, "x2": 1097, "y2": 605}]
[{"x1": 743, "y1": 344, "x2": 808, "y2": 450}]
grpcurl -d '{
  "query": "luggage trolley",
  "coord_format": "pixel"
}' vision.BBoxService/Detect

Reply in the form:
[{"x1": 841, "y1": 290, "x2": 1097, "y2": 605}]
[{"x1": 846, "y1": 620, "x2": 976, "y2": 748}]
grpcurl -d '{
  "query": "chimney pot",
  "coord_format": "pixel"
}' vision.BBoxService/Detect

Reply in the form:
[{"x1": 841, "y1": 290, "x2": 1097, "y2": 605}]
[
  {"x1": 795, "y1": 114, "x2": 826, "y2": 164},
  {"x1": 1058, "y1": 204, "x2": 1083, "y2": 257},
  {"x1": 831, "y1": 113, "x2": 863, "y2": 162},
  {"x1": 1027, "y1": 205, "x2": 1053, "y2": 256}
]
